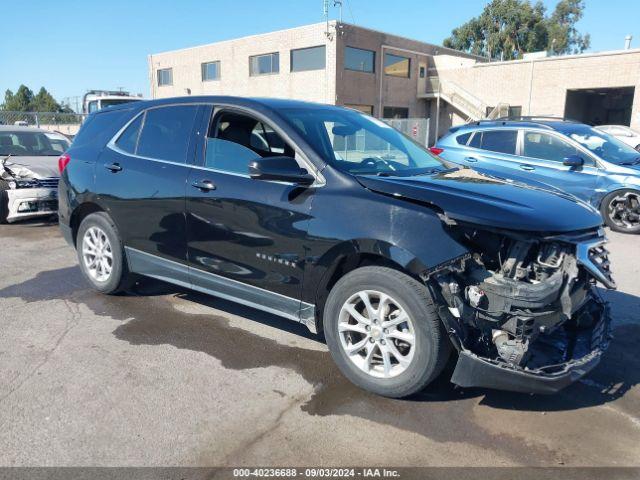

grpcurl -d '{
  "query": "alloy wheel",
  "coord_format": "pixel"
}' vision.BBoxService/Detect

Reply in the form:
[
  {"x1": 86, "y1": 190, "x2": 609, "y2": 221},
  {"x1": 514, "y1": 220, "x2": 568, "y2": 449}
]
[
  {"x1": 338, "y1": 290, "x2": 416, "y2": 378},
  {"x1": 82, "y1": 226, "x2": 113, "y2": 282},
  {"x1": 607, "y1": 191, "x2": 640, "y2": 230}
]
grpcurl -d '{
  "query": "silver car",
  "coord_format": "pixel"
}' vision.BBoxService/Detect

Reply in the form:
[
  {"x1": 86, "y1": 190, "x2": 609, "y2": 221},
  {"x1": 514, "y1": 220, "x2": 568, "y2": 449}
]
[{"x1": 0, "y1": 126, "x2": 70, "y2": 223}]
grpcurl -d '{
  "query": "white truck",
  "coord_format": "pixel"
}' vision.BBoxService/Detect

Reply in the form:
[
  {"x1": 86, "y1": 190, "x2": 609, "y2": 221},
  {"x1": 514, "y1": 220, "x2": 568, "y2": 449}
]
[{"x1": 82, "y1": 90, "x2": 143, "y2": 114}]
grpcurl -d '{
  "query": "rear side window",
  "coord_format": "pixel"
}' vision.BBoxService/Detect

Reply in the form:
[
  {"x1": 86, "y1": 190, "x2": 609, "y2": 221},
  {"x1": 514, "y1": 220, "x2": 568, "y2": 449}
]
[
  {"x1": 136, "y1": 105, "x2": 199, "y2": 163},
  {"x1": 115, "y1": 114, "x2": 143, "y2": 154},
  {"x1": 469, "y1": 130, "x2": 517, "y2": 155}
]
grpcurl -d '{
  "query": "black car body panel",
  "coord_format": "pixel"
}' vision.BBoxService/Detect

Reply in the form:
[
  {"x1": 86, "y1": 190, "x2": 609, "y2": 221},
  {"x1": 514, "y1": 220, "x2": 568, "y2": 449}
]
[{"x1": 59, "y1": 96, "x2": 614, "y2": 394}]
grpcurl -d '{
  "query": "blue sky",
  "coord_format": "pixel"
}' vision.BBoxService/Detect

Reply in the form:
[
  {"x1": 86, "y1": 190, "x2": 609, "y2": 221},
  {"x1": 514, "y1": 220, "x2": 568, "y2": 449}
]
[{"x1": 2, "y1": 0, "x2": 637, "y2": 107}]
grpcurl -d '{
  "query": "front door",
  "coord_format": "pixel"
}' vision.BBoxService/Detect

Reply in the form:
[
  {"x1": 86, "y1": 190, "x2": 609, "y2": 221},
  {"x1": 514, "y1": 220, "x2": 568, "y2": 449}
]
[
  {"x1": 515, "y1": 130, "x2": 599, "y2": 201},
  {"x1": 185, "y1": 107, "x2": 316, "y2": 320}
]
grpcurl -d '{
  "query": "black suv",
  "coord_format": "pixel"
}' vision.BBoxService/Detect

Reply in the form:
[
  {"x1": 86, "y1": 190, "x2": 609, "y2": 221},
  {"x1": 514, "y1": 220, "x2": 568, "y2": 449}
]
[{"x1": 59, "y1": 97, "x2": 614, "y2": 397}]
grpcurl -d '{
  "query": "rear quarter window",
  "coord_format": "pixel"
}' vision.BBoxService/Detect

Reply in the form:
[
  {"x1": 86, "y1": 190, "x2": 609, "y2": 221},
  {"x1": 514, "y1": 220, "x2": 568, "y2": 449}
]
[
  {"x1": 456, "y1": 132, "x2": 472, "y2": 145},
  {"x1": 72, "y1": 108, "x2": 134, "y2": 149}
]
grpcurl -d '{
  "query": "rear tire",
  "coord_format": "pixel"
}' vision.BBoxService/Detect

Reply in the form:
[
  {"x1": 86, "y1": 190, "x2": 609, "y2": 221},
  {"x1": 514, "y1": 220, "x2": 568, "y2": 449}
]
[
  {"x1": 76, "y1": 212, "x2": 134, "y2": 294},
  {"x1": 600, "y1": 189, "x2": 640, "y2": 234},
  {"x1": 323, "y1": 266, "x2": 451, "y2": 398}
]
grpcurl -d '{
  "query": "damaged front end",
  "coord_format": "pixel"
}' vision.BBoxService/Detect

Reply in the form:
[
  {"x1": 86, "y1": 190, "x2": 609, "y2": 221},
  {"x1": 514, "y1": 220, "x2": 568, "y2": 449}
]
[{"x1": 431, "y1": 225, "x2": 614, "y2": 394}]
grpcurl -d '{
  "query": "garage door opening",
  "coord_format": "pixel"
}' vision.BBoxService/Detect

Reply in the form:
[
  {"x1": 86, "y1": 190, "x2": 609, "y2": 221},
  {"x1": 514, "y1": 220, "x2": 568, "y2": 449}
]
[{"x1": 564, "y1": 87, "x2": 635, "y2": 126}]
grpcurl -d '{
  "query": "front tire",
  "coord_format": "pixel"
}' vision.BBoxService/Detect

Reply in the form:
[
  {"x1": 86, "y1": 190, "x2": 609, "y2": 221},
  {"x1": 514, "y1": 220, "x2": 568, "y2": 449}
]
[
  {"x1": 76, "y1": 212, "x2": 134, "y2": 293},
  {"x1": 600, "y1": 189, "x2": 640, "y2": 234},
  {"x1": 323, "y1": 266, "x2": 451, "y2": 398}
]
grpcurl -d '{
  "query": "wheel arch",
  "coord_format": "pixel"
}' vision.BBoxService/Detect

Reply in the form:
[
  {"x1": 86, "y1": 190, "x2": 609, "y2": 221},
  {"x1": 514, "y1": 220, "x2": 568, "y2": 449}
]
[
  {"x1": 309, "y1": 239, "x2": 432, "y2": 334},
  {"x1": 70, "y1": 202, "x2": 106, "y2": 246}
]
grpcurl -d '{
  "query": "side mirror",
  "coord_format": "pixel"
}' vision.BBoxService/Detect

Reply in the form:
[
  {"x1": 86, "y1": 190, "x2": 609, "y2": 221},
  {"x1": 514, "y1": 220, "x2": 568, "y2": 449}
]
[
  {"x1": 248, "y1": 156, "x2": 315, "y2": 185},
  {"x1": 563, "y1": 154, "x2": 584, "y2": 168}
]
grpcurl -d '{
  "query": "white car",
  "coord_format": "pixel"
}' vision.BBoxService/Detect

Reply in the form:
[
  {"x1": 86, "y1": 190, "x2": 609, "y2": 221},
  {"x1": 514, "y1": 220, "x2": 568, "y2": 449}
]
[
  {"x1": 0, "y1": 126, "x2": 70, "y2": 223},
  {"x1": 596, "y1": 125, "x2": 640, "y2": 151}
]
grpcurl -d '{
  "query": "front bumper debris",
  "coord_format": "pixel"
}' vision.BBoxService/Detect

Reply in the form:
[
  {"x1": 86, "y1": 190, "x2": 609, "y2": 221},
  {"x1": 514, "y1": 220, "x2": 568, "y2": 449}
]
[
  {"x1": 450, "y1": 300, "x2": 611, "y2": 394},
  {"x1": 6, "y1": 187, "x2": 58, "y2": 222}
]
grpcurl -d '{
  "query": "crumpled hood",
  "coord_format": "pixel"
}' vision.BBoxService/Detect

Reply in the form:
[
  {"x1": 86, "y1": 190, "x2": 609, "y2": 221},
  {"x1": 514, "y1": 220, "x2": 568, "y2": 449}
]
[
  {"x1": 1, "y1": 156, "x2": 59, "y2": 179},
  {"x1": 357, "y1": 168, "x2": 603, "y2": 232}
]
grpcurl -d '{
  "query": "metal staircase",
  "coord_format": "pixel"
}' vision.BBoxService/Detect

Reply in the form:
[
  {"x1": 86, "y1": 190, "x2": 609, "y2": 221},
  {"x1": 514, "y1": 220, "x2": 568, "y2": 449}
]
[{"x1": 422, "y1": 77, "x2": 509, "y2": 122}]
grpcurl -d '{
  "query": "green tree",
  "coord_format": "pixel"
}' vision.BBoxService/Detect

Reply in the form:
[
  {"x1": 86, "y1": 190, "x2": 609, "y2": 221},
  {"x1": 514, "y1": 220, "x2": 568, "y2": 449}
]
[
  {"x1": 1, "y1": 85, "x2": 71, "y2": 112},
  {"x1": 443, "y1": 0, "x2": 590, "y2": 60},
  {"x1": 2, "y1": 85, "x2": 35, "y2": 111}
]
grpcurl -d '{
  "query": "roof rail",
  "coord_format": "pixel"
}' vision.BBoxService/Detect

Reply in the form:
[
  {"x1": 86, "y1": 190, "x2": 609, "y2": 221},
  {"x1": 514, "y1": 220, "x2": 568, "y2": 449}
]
[{"x1": 493, "y1": 115, "x2": 579, "y2": 123}]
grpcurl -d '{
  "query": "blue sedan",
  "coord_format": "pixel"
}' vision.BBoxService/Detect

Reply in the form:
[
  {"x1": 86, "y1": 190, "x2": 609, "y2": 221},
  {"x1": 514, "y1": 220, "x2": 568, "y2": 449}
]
[{"x1": 435, "y1": 118, "x2": 640, "y2": 233}]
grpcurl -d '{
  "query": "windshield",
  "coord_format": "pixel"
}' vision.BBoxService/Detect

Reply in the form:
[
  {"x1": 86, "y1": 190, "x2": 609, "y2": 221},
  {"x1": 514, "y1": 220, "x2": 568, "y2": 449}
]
[
  {"x1": 0, "y1": 131, "x2": 70, "y2": 156},
  {"x1": 280, "y1": 107, "x2": 446, "y2": 176},
  {"x1": 558, "y1": 124, "x2": 640, "y2": 165},
  {"x1": 101, "y1": 99, "x2": 141, "y2": 109}
]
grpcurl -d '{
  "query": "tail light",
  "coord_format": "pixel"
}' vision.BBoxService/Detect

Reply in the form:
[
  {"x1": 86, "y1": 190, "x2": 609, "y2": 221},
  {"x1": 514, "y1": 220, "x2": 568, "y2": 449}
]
[
  {"x1": 429, "y1": 147, "x2": 444, "y2": 156},
  {"x1": 58, "y1": 154, "x2": 70, "y2": 173}
]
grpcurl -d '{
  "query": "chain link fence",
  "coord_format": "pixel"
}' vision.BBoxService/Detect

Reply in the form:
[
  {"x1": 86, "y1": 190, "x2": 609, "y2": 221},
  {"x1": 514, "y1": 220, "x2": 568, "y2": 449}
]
[
  {"x1": 0, "y1": 111, "x2": 87, "y2": 137},
  {"x1": 382, "y1": 118, "x2": 430, "y2": 147}
]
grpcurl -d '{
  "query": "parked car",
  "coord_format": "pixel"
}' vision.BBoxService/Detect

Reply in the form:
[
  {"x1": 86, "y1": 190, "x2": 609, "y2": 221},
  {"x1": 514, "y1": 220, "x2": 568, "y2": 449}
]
[
  {"x1": 59, "y1": 98, "x2": 614, "y2": 397},
  {"x1": 435, "y1": 118, "x2": 640, "y2": 234},
  {"x1": 595, "y1": 124, "x2": 640, "y2": 151},
  {"x1": 0, "y1": 126, "x2": 70, "y2": 223}
]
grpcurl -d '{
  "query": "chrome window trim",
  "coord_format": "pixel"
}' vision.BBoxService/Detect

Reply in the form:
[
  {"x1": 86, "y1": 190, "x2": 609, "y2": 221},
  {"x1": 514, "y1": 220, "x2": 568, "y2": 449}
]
[{"x1": 107, "y1": 102, "x2": 326, "y2": 186}]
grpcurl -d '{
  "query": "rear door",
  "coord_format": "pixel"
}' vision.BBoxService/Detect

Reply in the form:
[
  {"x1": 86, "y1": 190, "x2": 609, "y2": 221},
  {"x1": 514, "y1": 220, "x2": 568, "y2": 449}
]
[
  {"x1": 458, "y1": 129, "x2": 524, "y2": 179},
  {"x1": 514, "y1": 129, "x2": 599, "y2": 199},
  {"x1": 185, "y1": 106, "x2": 316, "y2": 320},
  {"x1": 98, "y1": 104, "x2": 201, "y2": 267}
]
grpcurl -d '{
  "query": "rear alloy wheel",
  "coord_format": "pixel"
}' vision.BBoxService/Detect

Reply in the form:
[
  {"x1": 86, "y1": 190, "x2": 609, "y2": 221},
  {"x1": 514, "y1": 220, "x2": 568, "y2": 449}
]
[
  {"x1": 601, "y1": 189, "x2": 640, "y2": 234},
  {"x1": 324, "y1": 266, "x2": 450, "y2": 398},
  {"x1": 76, "y1": 212, "x2": 134, "y2": 293}
]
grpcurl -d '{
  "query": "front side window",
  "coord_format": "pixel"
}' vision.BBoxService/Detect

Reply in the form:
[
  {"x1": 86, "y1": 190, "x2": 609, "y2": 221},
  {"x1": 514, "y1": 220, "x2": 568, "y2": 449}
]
[
  {"x1": 249, "y1": 52, "x2": 279, "y2": 76},
  {"x1": 523, "y1": 131, "x2": 578, "y2": 163},
  {"x1": 469, "y1": 130, "x2": 517, "y2": 155},
  {"x1": 558, "y1": 124, "x2": 640, "y2": 165},
  {"x1": 384, "y1": 53, "x2": 410, "y2": 78},
  {"x1": 157, "y1": 68, "x2": 173, "y2": 86},
  {"x1": 279, "y1": 107, "x2": 445, "y2": 176},
  {"x1": 136, "y1": 105, "x2": 198, "y2": 163},
  {"x1": 345, "y1": 47, "x2": 375, "y2": 73},
  {"x1": 291, "y1": 45, "x2": 326, "y2": 72},
  {"x1": 201, "y1": 61, "x2": 220, "y2": 81},
  {"x1": 205, "y1": 111, "x2": 295, "y2": 175}
]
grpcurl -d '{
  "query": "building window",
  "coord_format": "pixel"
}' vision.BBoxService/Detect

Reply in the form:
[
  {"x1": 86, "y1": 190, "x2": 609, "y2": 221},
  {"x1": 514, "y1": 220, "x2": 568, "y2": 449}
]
[
  {"x1": 344, "y1": 46, "x2": 375, "y2": 73},
  {"x1": 345, "y1": 104, "x2": 374, "y2": 115},
  {"x1": 157, "y1": 68, "x2": 173, "y2": 86},
  {"x1": 201, "y1": 61, "x2": 221, "y2": 81},
  {"x1": 384, "y1": 53, "x2": 410, "y2": 78},
  {"x1": 508, "y1": 106, "x2": 522, "y2": 119},
  {"x1": 419, "y1": 66, "x2": 426, "y2": 78},
  {"x1": 249, "y1": 52, "x2": 279, "y2": 76},
  {"x1": 383, "y1": 106, "x2": 409, "y2": 119},
  {"x1": 291, "y1": 45, "x2": 326, "y2": 72}
]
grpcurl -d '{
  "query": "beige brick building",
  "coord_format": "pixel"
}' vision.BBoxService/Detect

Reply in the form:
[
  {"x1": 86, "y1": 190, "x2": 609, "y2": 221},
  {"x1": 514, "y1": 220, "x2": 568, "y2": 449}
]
[{"x1": 149, "y1": 22, "x2": 640, "y2": 142}]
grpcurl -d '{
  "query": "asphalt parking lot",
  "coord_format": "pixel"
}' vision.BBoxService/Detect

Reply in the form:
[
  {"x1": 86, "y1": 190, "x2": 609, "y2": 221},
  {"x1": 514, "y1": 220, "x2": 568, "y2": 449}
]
[{"x1": 1, "y1": 220, "x2": 639, "y2": 467}]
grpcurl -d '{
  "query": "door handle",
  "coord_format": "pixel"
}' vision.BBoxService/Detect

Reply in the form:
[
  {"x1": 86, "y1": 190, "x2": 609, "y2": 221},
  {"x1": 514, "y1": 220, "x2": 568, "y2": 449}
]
[
  {"x1": 464, "y1": 156, "x2": 478, "y2": 163},
  {"x1": 519, "y1": 164, "x2": 535, "y2": 171},
  {"x1": 191, "y1": 179, "x2": 216, "y2": 191},
  {"x1": 104, "y1": 162, "x2": 122, "y2": 172}
]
